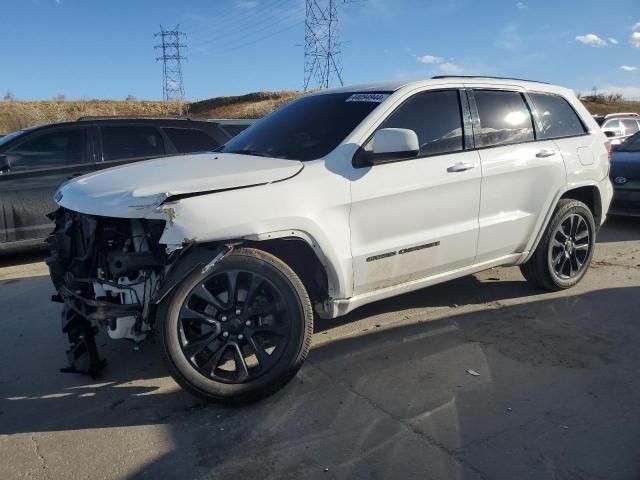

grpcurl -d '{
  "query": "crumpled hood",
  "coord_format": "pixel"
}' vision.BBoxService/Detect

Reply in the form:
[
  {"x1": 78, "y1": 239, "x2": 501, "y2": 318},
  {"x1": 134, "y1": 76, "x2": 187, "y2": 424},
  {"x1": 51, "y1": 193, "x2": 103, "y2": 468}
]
[{"x1": 55, "y1": 152, "x2": 303, "y2": 218}]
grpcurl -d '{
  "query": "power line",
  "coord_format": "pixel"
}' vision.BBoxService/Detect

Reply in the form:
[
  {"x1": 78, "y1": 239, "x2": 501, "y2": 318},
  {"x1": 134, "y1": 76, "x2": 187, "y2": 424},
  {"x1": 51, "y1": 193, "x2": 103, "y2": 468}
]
[
  {"x1": 189, "y1": 0, "x2": 296, "y2": 48},
  {"x1": 191, "y1": 5, "x2": 302, "y2": 49},
  {"x1": 208, "y1": 20, "x2": 303, "y2": 56},
  {"x1": 304, "y1": 0, "x2": 344, "y2": 91},
  {"x1": 187, "y1": 0, "x2": 291, "y2": 44},
  {"x1": 154, "y1": 25, "x2": 187, "y2": 101}
]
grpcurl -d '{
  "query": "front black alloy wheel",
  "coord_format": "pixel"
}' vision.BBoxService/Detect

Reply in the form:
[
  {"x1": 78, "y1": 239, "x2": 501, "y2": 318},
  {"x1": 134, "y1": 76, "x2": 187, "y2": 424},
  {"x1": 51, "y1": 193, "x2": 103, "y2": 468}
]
[{"x1": 158, "y1": 248, "x2": 313, "y2": 403}]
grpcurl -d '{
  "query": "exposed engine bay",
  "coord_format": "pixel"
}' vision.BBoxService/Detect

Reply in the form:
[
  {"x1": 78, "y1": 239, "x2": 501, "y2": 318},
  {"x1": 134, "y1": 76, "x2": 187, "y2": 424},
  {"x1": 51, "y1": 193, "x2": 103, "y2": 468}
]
[{"x1": 46, "y1": 208, "x2": 230, "y2": 377}]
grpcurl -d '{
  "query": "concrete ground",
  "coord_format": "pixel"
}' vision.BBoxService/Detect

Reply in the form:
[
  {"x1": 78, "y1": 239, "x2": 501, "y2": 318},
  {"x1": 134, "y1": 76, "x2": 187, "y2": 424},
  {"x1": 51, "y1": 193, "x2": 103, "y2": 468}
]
[{"x1": 0, "y1": 217, "x2": 639, "y2": 480}]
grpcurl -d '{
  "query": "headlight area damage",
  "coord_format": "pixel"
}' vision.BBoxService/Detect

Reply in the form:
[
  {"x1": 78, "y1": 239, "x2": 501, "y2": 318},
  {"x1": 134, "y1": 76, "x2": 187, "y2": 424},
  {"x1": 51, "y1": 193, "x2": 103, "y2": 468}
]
[{"x1": 46, "y1": 208, "x2": 232, "y2": 377}]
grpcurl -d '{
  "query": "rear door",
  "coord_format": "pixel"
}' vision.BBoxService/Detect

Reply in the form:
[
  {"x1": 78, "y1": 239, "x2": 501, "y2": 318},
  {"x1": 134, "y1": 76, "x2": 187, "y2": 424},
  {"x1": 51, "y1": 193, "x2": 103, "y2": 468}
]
[
  {"x1": 468, "y1": 88, "x2": 566, "y2": 262},
  {"x1": 0, "y1": 126, "x2": 94, "y2": 243}
]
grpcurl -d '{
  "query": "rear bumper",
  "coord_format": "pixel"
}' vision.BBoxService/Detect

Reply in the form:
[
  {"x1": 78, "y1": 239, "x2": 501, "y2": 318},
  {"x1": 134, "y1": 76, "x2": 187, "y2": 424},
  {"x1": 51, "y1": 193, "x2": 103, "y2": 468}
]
[{"x1": 609, "y1": 187, "x2": 640, "y2": 216}]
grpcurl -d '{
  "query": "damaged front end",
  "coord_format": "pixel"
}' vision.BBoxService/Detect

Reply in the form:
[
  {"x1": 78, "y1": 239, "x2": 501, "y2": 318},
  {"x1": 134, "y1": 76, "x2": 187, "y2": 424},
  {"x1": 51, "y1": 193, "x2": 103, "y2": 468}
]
[{"x1": 46, "y1": 208, "x2": 230, "y2": 377}]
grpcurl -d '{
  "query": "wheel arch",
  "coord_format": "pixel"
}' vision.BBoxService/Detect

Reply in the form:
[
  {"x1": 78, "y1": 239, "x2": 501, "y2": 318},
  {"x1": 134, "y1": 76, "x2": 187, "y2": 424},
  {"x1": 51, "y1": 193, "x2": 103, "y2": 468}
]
[{"x1": 520, "y1": 182, "x2": 602, "y2": 264}]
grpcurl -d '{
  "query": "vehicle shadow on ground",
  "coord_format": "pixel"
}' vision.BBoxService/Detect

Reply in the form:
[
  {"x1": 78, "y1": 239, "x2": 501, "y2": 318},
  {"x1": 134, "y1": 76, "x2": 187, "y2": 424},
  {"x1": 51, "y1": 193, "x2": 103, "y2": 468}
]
[
  {"x1": 2, "y1": 280, "x2": 639, "y2": 479},
  {"x1": 597, "y1": 215, "x2": 640, "y2": 243}
]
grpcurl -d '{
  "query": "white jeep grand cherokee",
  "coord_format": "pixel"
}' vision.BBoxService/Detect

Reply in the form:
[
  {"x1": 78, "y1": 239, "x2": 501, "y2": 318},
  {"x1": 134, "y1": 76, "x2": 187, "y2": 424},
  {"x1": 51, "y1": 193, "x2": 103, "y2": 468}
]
[{"x1": 47, "y1": 76, "x2": 613, "y2": 402}]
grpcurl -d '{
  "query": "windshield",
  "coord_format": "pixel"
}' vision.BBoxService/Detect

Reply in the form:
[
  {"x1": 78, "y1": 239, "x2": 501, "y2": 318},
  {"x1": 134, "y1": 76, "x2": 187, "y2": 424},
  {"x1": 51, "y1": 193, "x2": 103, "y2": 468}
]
[
  {"x1": 617, "y1": 132, "x2": 640, "y2": 153},
  {"x1": 0, "y1": 129, "x2": 29, "y2": 148},
  {"x1": 220, "y1": 92, "x2": 389, "y2": 161}
]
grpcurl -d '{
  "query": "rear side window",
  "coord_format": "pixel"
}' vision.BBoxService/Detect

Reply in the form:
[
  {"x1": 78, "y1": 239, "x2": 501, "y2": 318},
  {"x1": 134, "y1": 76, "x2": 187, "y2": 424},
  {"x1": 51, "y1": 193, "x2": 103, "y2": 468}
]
[
  {"x1": 529, "y1": 92, "x2": 586, "y2": 139},
  {"x1": 163, "y1": 127, "x2": 219, "y2": 153},
  {"x1": 621, "y1": 119, "x2": 640, "y2": 135},
  {"x1": 378, "y1": 89, "x2": 464, "y2": 156},
  {"x1": 602, "y1": 119, "x2": 622, "y2": 136},
  {"x1": 473, "y1": 90, "x2": 534, "y2": 148},
  {"x1": 101, "y1": 126, "x2": 165, "y2": 161},
  {"x1": 6, "y1": 128, "x2": 87, "y2": 171}
]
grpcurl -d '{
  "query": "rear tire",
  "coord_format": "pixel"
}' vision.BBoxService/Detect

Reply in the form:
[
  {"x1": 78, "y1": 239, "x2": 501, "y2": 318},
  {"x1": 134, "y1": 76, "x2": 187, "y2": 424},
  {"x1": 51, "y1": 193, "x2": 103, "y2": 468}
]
[
  {"x1": 520, "y1": 199, "x2": 596, "y2": 291},
  {"x1": 157, "y1": 247, "x2": 313, "y2": 404}
]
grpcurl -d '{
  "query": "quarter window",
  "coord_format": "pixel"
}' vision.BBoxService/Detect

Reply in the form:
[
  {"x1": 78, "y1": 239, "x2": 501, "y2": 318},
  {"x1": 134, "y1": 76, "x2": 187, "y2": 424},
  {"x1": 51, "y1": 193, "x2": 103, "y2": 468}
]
[
  {"x1": 473, "y1": 90, "x2": 534, "y2": 147},
  {"x1": 6, "y1": 128, "x2": 87, "y2": 172},
  {"x1": 162, "y1": 127, "x2": 219, "y2": 153},
  {"x1": 377, "y1": 90, "x2": 464, "y2": 156},
  {"x1": 621, "y1": 119, "x2": 639, "y2": 135},
  {"x1": 101, "y1": 126, "x2": 165, "y2": 161},
  {"x1": 529, "y1": 92, "x2": 586, "y2": 139}
]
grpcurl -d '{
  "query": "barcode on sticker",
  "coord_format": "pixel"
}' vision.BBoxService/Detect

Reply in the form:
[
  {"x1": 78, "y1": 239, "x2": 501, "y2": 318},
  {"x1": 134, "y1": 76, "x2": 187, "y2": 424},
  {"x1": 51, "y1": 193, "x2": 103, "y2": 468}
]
[{"x1": 346, "y1": 93, "x2": 390, "y2": 103}]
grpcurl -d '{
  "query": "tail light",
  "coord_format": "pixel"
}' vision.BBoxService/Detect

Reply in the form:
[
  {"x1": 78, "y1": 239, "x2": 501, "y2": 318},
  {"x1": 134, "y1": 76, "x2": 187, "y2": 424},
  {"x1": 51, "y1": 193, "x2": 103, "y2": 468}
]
[{"x1": 604, "y1": 140, "x2": 612, "y2": 176}]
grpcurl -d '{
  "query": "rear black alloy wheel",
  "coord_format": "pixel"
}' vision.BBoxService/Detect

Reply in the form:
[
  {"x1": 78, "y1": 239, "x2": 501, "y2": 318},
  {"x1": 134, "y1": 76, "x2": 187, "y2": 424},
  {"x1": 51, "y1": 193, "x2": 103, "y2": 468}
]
[
  {"x1": 520, "y1": 199, "x2": 596, "y2": 291},
  {"x1": 158, "y1": 248, "x2": 313, "y2": 403},
  {"x1": 548, "y1": 213, "x2": 591, "y2": 281}
]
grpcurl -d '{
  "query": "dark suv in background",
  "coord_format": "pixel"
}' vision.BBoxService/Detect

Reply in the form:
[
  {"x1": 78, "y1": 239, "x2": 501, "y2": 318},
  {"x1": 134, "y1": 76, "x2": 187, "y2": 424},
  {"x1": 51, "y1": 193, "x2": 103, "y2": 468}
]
[{"x1": 0, "y1": 117, "x2": 254, "y2": 250}]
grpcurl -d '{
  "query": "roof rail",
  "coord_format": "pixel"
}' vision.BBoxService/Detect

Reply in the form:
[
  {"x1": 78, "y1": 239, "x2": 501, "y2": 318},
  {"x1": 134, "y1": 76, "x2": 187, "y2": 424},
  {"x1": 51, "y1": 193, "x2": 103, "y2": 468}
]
[
  {"x1": 603, "y1": 112, "x2": 639, "y2": 119},
  {"x1": 76, "y1": 115, "x2": 196, "y2": 121},
  {"x1": 431, "y1": 75, "x2": 549, "y2": 84}
]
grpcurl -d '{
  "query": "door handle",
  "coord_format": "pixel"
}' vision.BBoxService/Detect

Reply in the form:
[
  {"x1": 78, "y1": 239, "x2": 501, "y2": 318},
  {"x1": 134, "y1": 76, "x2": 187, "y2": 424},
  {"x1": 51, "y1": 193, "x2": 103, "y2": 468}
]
[
  {"x1": 536, "y1": 149, "x2": 556, "y2": 158},
  {"x1": 447, "y1": 162, "x2": 475, "y2": 173}
]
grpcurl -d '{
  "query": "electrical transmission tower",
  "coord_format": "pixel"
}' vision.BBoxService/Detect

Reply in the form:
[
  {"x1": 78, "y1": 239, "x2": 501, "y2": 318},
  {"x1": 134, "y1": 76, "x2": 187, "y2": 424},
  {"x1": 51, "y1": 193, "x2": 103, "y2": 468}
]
[
  {"x1": 154, "y1": 25, "x2": 187, "y2": 101},
  {"x1": 304, "y1": 0, "x2": 344, "y2": 91}
]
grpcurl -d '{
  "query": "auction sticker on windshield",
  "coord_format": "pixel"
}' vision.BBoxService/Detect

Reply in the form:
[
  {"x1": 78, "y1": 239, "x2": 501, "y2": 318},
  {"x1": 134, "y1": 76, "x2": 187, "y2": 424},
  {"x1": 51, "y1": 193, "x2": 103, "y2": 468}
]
[{"x1": 345, "y1": 93, "x2": 390, "y2": 103}]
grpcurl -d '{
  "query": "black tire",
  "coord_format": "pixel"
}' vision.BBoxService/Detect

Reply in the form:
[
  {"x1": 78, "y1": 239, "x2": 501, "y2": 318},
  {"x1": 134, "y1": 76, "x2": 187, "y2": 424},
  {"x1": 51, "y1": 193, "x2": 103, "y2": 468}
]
[
  {"x1": 157, "y1": 247, "x2": 313, "y2": 404},
  {"x1": 520, "y1": 199, "x2": 596, "y2": 291}
]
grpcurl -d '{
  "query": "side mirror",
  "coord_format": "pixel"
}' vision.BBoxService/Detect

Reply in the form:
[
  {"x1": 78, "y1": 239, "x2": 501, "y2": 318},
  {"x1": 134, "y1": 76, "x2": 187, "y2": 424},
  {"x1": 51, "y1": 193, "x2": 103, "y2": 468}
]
[
  {"x1": 370, "y1": 128, "x2": 420, "y2": 164},
  {"x1": 0, "y1": 155, "x2": 10, "y2": 174},
  {"x1": 603, "y1": 130, "x2": 616, "y2": 138}
]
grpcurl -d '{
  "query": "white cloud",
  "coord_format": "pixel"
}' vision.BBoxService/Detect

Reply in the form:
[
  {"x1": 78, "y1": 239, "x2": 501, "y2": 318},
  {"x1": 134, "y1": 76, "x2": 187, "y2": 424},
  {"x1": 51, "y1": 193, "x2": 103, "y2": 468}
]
[
  {"x1": 416, "y1": 55, "x2": 443, "y2": 64},
  {"x1": 516, "y1": 2, "x2": 528, "y2": 9},
  {"x1": 633, "y1": 21, "x2": 640, "y2": 31},
  {"x1": 575, "y1": 34, "x2": 607, "y2": 47},
  {"x1": 608, "y1": 37, "x2": 619, "y2": 45},
  {"x1": 438, "y1": 62, "x2": 464, "y2": 74},
  {"x1": 621, "y1": 65, "x2": 638, "y2": 72},
  {"x1": 632, "y1": 32, "x2": 640, "y2": 48}
]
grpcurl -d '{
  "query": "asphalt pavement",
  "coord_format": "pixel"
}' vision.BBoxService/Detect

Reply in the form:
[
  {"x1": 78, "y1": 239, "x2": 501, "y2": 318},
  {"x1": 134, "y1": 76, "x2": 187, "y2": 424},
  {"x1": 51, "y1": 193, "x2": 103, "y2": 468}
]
[{"x1": 1, "y1": 217, "x2": 639, "y2": 480}]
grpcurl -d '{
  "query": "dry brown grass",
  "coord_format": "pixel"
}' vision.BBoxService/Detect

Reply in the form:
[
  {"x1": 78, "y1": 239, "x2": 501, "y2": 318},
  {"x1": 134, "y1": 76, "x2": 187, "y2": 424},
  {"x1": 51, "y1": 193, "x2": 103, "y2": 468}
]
[
  {"x1": 0, "y1": 92, "x2": 303, "y2": 134},
  {"x1": 1, "y1": 91, "x2": 638, "y2": 135},
  {"x1": 581, "y1": 100, "x2": 640, "y2": 116},
  {"x1": 0, "y1": 99, "x2": 185, "y2": 134}
]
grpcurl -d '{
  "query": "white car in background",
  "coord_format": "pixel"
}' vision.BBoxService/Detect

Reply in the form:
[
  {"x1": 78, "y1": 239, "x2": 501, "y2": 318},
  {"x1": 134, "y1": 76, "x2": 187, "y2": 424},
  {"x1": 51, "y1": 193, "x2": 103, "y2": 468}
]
[{"x1": 47, "y1": 76, "x2": 613, "y2": 403}]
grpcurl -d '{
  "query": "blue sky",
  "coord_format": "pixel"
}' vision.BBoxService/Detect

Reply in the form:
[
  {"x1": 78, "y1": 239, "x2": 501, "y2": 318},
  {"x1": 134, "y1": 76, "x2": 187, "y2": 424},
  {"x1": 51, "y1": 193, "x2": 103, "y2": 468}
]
[{"x1": 1, "y1": 0, "x2": 639, "y2": 100}]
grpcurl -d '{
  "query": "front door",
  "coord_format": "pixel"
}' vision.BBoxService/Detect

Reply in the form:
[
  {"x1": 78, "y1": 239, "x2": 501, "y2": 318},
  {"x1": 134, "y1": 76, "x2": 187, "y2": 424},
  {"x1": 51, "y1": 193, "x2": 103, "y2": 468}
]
[
  {"x1": 349, "y1": 89, "x2": 481, "y2": 296},
  {"x1": 0, "y1": 126, "x2": 94, "y2": 243}
]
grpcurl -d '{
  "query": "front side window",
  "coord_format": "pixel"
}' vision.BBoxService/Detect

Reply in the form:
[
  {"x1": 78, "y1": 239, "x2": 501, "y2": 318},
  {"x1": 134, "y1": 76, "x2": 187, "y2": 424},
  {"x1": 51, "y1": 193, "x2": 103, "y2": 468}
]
[
  {"x1": 221, "y1": 92, "x2": 385, "y2": 161},
  {"x1": 621, "y1": 119, "x2": 640, "y2": 135},
  {"x1": 101, "y1": 126, "x2": 165, "y2": 161},
  {"x1": 529, "y1": 92, "x2": 586, "y2": 139},
  {"x1": 163, "y1": 127, "x2": 219, "y2": 153},
  {"x1": 374, "y1": 89, "x2": 464, "y2": 156},
  {"x1": 5, "y1": 128, "x2": 87, "y2": 172},
  {"x1": 473, "y1": 90, "x2": 534, "y2": 148}
]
